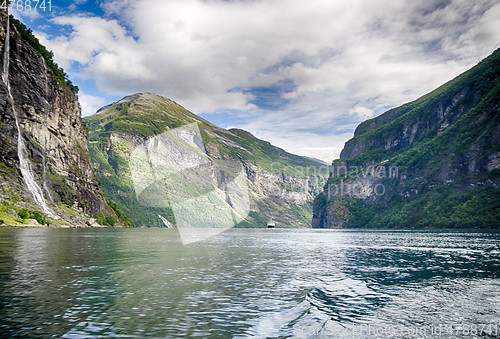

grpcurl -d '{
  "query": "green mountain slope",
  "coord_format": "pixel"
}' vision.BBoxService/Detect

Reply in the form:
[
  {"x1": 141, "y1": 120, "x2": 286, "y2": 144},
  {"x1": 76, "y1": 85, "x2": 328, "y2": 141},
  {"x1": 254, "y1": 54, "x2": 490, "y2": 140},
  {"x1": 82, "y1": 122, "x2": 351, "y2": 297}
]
[
  {"x1": 313, "y1": 49, "x2": 500, "y2": 228},
  {"x1": 84, "y1": 93, "x2": 329, "y2": 227}
]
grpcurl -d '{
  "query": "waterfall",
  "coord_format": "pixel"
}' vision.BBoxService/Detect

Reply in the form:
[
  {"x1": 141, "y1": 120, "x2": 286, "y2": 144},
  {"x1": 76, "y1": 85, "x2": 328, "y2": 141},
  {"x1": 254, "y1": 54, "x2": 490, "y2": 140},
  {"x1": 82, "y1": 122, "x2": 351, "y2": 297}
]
[
  {"x1": 2, "y1": 17, "x2": 59, "y2": 220},
  {"x1": 1, "y1": 16, "x2": 9, "y2": 83}
]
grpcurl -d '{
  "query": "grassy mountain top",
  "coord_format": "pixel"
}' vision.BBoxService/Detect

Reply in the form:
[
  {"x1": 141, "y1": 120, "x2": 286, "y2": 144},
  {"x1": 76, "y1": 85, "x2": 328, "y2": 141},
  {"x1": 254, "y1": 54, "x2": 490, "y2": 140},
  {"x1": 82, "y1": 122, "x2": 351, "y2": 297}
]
[
  {"x1": 86, "y1": 92, "x2": 325, "y2": 174},
  {"x1": 85, "y1": 93, "x2": 328, "y2": 227}
]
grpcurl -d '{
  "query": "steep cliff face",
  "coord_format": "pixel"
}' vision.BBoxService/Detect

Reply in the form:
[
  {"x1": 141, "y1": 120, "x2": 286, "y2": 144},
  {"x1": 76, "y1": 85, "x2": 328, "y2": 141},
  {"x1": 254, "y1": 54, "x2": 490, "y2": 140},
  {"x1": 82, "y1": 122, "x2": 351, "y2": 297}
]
[
  {"x1": 85, "y1": 93, "x2": 328, "y2": 227},
  {"x1": 0, "y1": 13, "x2": 115, "y2": 226},
  {"x1": 313, "y1": 49, "x2": 500, "y2": 228}
]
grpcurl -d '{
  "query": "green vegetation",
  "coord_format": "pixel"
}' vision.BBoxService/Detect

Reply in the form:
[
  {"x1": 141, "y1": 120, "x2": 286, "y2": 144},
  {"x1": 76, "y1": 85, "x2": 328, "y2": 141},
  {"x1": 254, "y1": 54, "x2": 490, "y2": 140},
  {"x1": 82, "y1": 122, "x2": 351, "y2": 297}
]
[
  {"x1": 276, "y1": 181, "x2": 304, "y2": 192},
  {"x1": 95, "y1": 212, "x2": 116, "y2": 226},
  {"x1": 345, "y1": 185, "x2": 500, "y2": 228},
  {"x1": 85, "y1": 118, "x2": 176, "y2": 227},
  {"x1": 107, "y1": 200, "x2": 132, "y2": 227},
  {"x1": 9, "y1": 16, "x2": 79, "y2": 93},
  {"x1": 0, "y1": 211, "x2": 23, "y2": 226},
  {"x1": 0, "y1": 185, "x2": 22, "y2": 225},
  {"x1": 17, "y1": 208, "x2": 50, "y2": 225},
  {"x1": 236, "y1": 211, "x2": 270, "y2": 228},
  {"x1": 105, "y1": 215, "x2": 116, "y2": 226},
  {"x1": 0, "y1": 161, "x2": 13, "y2": 173}
]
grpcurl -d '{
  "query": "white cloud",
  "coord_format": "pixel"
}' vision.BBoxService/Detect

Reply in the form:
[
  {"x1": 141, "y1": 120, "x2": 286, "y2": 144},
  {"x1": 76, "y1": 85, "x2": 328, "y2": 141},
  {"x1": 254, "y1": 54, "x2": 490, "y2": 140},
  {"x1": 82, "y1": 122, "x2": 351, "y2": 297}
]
[
  {"x1": 10, "y1": 7, "x2": 42, "y2": 20},
  {"x1": 78, "y1": 92, "x2": 107, "y2": 116},
  {"x1": 349, "y1": 106, "x2": 375, "y2": 121},
  {"x1": 37, "y1": 0, "x2": 500, "y2": 161},
  {"x1": 252, "y1": 129, "x2": 354, "y2": 163}
]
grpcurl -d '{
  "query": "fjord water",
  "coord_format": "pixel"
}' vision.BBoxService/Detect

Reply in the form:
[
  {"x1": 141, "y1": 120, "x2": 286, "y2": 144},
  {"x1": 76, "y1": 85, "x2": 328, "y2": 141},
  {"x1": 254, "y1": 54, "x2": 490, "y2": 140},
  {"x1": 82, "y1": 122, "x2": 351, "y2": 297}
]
[{"x1": 0, "y1": 229, "x2": 499, "y2": 338}]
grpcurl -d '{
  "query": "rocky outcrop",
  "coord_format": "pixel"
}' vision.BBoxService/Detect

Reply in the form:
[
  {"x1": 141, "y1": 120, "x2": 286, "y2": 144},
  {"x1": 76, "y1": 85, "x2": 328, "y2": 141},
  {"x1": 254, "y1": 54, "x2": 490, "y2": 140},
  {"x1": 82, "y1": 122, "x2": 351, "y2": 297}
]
[
  {"x1": 340, "y1": 87, "x2": 477, "y2": 159},
  {"x1": 0, "y1": 13, "x2": 116, "y2": 226},
  {"x1": 313, "y1": 49, "x2": 500, "y2": 229}
]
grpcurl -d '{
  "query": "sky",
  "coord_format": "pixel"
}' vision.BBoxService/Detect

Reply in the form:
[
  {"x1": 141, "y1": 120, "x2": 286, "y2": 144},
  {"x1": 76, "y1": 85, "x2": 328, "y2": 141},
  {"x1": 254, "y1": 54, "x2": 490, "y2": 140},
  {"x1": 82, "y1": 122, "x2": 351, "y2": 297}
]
[{"x1": 10, "y1": 0, "x2": 500, "y2": 162}]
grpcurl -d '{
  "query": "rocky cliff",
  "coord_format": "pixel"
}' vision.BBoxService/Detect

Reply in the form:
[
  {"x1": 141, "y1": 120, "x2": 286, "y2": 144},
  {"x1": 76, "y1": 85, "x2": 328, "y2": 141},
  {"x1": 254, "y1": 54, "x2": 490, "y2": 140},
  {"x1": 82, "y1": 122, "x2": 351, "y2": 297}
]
[
  {"x1": 85, "y1": 93, "x2": 329, "y2": 227},
  {"x1": 0, "y1": 13, "x2": 116, "y2": 226},
  {"x1": 313, "y1": 49, "x2": 500, "y2": 228}
]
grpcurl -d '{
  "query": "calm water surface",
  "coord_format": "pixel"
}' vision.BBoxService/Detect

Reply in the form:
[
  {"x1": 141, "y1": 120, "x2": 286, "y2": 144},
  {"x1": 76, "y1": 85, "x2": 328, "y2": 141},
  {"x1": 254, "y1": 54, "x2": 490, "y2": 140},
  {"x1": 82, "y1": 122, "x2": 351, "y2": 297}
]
[{"x1": 0, "y1": 228, "x2": 499, "y2": 338}]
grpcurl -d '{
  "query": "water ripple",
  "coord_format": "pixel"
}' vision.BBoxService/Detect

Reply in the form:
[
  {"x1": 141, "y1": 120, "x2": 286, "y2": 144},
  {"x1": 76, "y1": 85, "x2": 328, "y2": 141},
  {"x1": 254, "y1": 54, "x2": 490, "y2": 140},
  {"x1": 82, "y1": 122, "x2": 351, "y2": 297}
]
[{"x1": 0, "y1": 228, "x2": 498, "y2": 337}]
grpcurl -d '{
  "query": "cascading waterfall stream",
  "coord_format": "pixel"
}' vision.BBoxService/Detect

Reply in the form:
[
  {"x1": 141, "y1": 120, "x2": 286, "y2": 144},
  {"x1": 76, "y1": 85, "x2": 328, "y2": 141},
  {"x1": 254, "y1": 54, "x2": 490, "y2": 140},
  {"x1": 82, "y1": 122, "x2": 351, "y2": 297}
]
[{"x1": 2, "y1": 16, "x2": 58, "y2": 220}]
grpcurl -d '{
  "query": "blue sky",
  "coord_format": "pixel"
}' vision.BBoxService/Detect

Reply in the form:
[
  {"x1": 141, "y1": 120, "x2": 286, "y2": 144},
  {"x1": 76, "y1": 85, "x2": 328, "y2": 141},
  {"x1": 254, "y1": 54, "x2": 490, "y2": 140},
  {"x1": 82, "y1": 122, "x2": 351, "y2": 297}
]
[{"x1": 10, "y1": 0, "x2": 500, "y2": 162}]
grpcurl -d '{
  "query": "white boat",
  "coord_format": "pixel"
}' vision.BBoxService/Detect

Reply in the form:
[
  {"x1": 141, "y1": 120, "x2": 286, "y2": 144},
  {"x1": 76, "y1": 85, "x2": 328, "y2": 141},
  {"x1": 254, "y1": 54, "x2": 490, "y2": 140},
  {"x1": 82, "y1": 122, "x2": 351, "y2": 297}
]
[{"x1": 267, "y1": 219, "x2": 275, "y2": 228}]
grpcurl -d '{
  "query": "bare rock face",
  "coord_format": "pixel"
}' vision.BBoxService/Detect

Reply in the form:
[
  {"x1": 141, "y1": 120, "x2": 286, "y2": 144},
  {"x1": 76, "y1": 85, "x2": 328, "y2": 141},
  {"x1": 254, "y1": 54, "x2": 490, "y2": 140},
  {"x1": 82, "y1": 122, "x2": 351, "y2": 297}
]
[{"x1": 0, "y1": 13, "x2": 115, "y2": 225}]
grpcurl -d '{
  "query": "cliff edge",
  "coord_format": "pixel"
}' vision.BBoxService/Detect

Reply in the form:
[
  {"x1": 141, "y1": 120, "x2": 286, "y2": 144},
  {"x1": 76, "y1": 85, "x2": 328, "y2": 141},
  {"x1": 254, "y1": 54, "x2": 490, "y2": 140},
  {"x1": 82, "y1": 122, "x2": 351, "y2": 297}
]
[{"x1": 0, "y1": 12, "x2": 118, "y2": 227}]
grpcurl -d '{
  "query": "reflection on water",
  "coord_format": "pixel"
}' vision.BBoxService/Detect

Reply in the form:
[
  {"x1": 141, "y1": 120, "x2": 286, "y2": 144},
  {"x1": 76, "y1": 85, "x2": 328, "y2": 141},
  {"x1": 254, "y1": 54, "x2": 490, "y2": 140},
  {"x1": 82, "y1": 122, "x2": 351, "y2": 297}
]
[{"x1": 0, "y1": 228, "x2": 499, "y2": 337}]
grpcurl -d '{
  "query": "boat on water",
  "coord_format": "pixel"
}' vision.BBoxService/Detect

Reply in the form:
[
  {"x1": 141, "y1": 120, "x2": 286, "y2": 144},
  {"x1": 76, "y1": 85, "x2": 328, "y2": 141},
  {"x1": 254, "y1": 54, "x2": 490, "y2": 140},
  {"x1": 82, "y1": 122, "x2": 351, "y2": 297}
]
[{"x1": 267, "y1": 219, "x2": 275, "y2": 228}]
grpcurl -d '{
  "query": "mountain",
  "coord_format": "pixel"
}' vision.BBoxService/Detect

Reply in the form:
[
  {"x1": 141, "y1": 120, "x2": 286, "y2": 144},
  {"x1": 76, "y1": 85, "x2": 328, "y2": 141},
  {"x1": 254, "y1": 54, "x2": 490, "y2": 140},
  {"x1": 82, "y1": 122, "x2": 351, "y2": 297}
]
[
  {"x1": 0, "y1": 14, "x2": 117, "y2": 226},
  {"x1": 84, "y1": 93, "x2": 329, "y2": 227},
  {"x1": 304, "y1": 157, "x2": 330, "y2": 166},
  {"x1": 313, "y1": 49, "x2": 500, "y2": 228}
]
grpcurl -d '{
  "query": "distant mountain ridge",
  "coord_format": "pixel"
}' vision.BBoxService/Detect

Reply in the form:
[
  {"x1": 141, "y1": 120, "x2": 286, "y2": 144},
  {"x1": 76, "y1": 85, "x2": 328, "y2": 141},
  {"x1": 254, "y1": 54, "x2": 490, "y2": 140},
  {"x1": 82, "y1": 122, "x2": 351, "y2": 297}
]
[
  {"x1": 84, "y1": 93, "x2": 328, "y2": 227},
  {"x1": 313, "y1": 49, "x2": 500, "y2": 228},
  {"x1": 304, "y1": 157, "x2": 330, "y2": 166}
]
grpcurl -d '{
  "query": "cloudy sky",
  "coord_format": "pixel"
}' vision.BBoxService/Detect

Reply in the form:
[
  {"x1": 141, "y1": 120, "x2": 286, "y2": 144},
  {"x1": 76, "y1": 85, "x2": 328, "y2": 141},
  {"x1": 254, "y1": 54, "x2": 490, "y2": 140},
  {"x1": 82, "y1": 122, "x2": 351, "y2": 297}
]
[{"x1": 11, "y1": 0, "x2": 500, "y2": 162}]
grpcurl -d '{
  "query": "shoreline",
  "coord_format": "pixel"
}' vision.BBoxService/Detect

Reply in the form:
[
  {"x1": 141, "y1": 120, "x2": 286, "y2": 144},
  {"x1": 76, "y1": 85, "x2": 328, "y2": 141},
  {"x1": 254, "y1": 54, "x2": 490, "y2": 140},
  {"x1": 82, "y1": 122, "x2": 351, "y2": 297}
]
[{"x1": 0, "y1": 224, "x2": 117, "y2": 229}]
